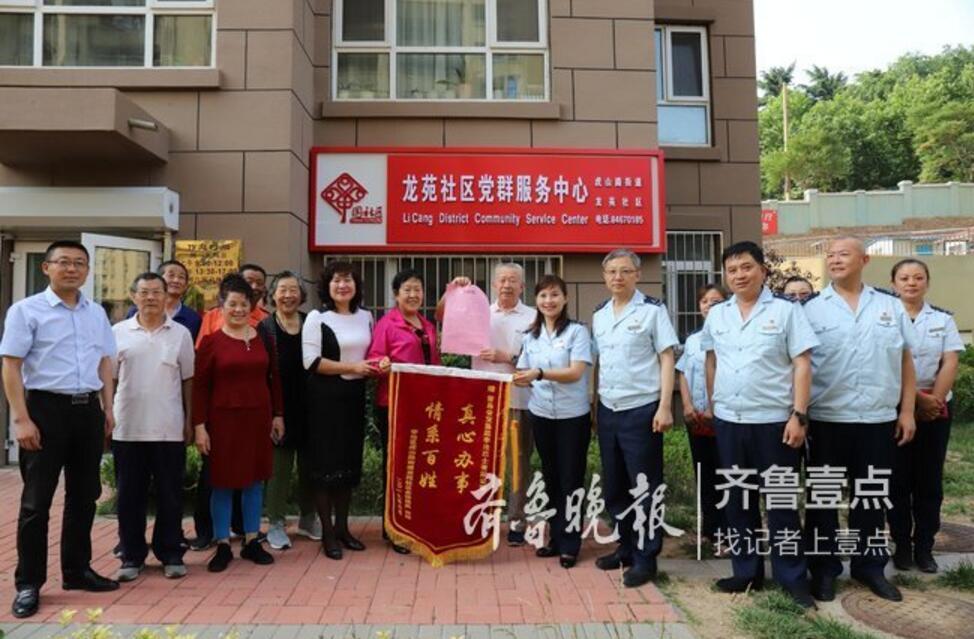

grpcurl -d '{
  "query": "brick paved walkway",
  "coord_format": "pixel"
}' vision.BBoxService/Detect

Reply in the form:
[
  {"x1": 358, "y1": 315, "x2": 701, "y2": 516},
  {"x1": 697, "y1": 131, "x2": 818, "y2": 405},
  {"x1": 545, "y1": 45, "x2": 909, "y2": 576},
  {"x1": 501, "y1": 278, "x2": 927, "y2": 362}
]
[{"x1": 0, "y1": 468, "x2": 685, "y2": 633}]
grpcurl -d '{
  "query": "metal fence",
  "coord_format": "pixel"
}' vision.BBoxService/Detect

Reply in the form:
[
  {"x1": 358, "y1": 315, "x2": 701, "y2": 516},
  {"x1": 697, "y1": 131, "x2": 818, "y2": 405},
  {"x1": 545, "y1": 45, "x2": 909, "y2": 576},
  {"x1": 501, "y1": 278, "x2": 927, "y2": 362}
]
[
  {"x1": 328, "y1": 255, "x2": 562, "y2": 317},
  {"x1": 662, "y1": 231, "x2": 724, "y2": 340}
]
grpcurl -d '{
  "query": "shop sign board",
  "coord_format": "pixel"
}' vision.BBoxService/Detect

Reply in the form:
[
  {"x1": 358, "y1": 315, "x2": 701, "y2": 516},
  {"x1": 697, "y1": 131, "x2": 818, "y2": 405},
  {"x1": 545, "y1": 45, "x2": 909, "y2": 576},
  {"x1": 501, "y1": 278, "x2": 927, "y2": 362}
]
[
  {"x1": 175, "y1": 239, "x2": 242, "y2": 309},
  {"x1": 310, "y1": 147, "x2": 666, "y2": 253}
]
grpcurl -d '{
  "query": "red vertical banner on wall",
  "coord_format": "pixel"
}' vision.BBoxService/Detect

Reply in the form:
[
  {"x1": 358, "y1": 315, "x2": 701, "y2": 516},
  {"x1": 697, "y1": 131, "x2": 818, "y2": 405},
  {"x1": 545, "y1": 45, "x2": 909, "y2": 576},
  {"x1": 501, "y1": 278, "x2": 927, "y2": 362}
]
[
  {"x1": 761, "y1": 209, "x2": 779, "y2": 235},
  {"x1": 385, "y1": 364, "x2": 512, "y2": 567}
]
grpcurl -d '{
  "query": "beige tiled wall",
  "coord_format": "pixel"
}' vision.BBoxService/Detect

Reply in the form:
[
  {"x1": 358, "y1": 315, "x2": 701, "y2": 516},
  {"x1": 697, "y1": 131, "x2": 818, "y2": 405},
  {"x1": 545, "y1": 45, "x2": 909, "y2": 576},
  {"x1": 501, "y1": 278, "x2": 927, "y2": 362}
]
[{"x1": 0, "y1": 0, "x2": 760, "y2": 294}]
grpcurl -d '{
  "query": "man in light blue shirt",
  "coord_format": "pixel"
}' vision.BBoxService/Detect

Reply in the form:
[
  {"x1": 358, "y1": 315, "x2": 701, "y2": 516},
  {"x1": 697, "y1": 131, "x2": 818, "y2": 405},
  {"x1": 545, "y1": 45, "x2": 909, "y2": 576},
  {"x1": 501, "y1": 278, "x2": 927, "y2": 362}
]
[
  {"x1": 700, "y1": 241, "x2": 818, "y2": 609},
  {"x1": 803, "y1": 236, "x2": 918, "y2": 603},
  {"x1": 1, "y1": 240, "x2": 119, "y2": 619},
  {"x1": 591, "y1": 248, "x2": 679, "y2": 588}
]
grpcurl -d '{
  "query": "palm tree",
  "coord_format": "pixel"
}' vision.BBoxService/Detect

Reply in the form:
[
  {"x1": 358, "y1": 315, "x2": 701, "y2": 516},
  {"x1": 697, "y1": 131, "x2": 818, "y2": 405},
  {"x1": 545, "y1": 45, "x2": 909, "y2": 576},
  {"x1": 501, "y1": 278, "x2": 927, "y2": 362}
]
[
  {"x1": 758, "y1": 62, "x2": 796, "y2": 104},
  {"x1": 802, "y1": 65, "x2": 848, "y2": 101}
]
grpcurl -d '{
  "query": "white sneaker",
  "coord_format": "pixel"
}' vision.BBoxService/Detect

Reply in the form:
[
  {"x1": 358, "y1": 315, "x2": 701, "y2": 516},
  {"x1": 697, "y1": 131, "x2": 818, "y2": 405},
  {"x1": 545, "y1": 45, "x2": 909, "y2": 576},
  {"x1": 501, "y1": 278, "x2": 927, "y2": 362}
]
[
  {"x1": 297, "y1": 514, "x2": 322, "y2": 541},
  {"x1": 163, "y1": 563, "x2": 187, "y2": 579},
  {"x1": 115, "y1": 563, "x2": 144, "y2": 582},
  {"x1": 267, "y1": 522, "x2": 292, "y2": 550}
]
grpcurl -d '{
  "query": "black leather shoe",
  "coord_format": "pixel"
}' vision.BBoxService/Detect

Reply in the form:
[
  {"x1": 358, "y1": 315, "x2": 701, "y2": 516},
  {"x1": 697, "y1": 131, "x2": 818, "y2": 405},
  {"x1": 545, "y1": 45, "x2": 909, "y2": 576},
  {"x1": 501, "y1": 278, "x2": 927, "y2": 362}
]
[
  {"x1": 851, "y1": 571, "x2": 903, "y2": 602},
  {"x1": 240, "y1": 539, "x2": 274, "y2": 565},
  {"x1": 784, "y1": 584, "x2": 817, "y2": 610},
  {"x1": 62, "y1": 569, "x2": 119, "y2": 592},
  {"x1": 207, "y1": 542, "x2": 233, "y2": 573},
  {"x1": 623, "y1": 566, "x2": 657, "y2": 588},
  {"x1": 715, "y1": 575, "x2": 764, "y2": 593},
  {"x1": 535, "y1": 546, "x2": 558, "y2": 558},
  {"x1": 914, "y1": 550, "x2": 938, "y2": 574},
  {"x1": 11, "y1": 588, "x2": 39, "y2": 619},
  {"x1": 323, "y1": 536, "x2": 343, "y2": 560},
  {"x1": 893, "y1": 544, "x2": 913, "y2": 571},
  {"x1": 507, "y1": 529, "x2": 526, "y2": 547},
  {"x1": 338, "y1": 533, "x2": 366, "y2": 551},
  {"x1": 810, "y1": 574, "x2": 836, "y2": 602},
  {"x1": 391, "y1": 542, "x2": 411, "y2": 555},
  {"x1": 559, "y1": 554, "x2": 577, "y2": 569},
  {"x1": 595, "y1": 549, "x2": 633, "y2": 570}
]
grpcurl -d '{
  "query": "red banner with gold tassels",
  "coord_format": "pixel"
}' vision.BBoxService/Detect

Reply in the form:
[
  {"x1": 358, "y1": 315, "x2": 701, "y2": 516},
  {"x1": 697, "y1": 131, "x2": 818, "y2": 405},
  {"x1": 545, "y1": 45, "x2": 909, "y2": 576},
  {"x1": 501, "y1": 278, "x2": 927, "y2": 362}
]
[{"x1": 385, "y1": 364, "x2": 512, "y2": 566}]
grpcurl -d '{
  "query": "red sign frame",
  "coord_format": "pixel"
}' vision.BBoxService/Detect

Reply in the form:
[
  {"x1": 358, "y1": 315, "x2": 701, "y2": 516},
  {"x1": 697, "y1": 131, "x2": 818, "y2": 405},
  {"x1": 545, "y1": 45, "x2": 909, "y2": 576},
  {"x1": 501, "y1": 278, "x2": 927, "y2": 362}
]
[{"x1": 309, "y1": 146, "x2": 667, "y2": 254}]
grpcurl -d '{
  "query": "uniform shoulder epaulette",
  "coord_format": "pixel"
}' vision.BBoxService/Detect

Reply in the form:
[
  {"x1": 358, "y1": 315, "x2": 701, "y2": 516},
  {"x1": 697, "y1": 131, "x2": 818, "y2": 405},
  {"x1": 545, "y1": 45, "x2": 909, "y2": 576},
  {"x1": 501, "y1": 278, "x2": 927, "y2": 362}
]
[
  {"x1": 800, "y1": 292, "x2": 820, "y2": 305},
  {"x1": 594, "y1": 298, "x2": 610, "y2": 311},
  {"x1": 874, "y1": 287, "x2": 900, "y2": 298},
  {"x1": 931, "y1": 304, "x2": 954, "y2": 315},
  {"x1": 641, "y1": 294, "x2": 664, "y2": 306},
  {"x1": 773, "y1": 293, "x2": 795, "y2": 302}
]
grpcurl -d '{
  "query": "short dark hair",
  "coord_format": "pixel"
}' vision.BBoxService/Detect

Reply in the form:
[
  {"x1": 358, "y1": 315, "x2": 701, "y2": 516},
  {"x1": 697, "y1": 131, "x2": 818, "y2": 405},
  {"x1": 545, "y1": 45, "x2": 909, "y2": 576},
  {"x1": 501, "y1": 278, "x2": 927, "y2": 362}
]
[
  {"x1": 526, "y1": 274, "x2": 572, "y2": 339},
  {"x1": 239, "y1": 263, "x2": 267, "y2": 278},
  {"x1": 218, "y1": 272, "x2": 256, "y2": 306},
  {"x1": 721, "y1": 241, "x2": 765, "y2": 268},
  {"x1": 392, "y1": 268, "x2": 424, "y2": 295},
  {"x1": 157, "y1": 259, "x2": 190, "y2": 281},
  {"x1": 130, "y1": 271, "x2": 167, "y2": 294},
  {"x1": 696, "y1": 283, "x2": 729, "y2": 305},
  {"x1": 319, "y1": 261, "x2": 364, "y2": 312},
  {"x1": 891, "y1": 258, "x2": 930, "y2": 281},
  {"x1": 783, "y1": 276, "x2": 813, "y2": 290},
  {"x1": 270, "y1": 270, "x2": 308, "y2": 305},
  {"x1": 45, "y1": 240, "x2": 89, "y2": 261}
]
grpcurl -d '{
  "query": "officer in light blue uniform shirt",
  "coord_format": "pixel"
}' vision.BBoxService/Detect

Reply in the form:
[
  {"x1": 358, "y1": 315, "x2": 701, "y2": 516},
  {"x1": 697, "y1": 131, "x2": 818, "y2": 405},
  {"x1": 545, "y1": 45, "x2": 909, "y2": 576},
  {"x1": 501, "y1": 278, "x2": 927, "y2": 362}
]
[
  {"x1": 699, "y1": 241, "x2": 818, "y2": 608},
  {"x1": 802, "y1": 236, "x2": 918, "y2": 604},
  {"x1": 514, "y1": 274, "x2": 592, "y2": 567},
  {"x1": 591, "y1": 248, "x2": 679, "y2": 588},
  {"x1": 886, "y1": 258, "x2": 964, "y2": 574}
]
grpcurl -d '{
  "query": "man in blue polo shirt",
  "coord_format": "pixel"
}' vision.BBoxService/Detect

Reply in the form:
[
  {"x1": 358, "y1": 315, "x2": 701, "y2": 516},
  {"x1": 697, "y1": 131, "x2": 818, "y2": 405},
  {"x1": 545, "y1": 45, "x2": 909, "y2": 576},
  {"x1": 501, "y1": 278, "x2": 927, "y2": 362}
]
[{"x1": 1, "y1": 240, "x2": 120, "y2": 619}]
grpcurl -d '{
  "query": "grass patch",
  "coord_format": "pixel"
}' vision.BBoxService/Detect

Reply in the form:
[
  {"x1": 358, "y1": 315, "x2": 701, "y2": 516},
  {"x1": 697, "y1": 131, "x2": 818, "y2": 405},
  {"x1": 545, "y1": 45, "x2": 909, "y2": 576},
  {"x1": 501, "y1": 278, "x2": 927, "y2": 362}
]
[
  {"x1": 943, "y1": 422, "x2": 974, "y2": 521},
  {"x1": 734, "y1": 591, "x2": 880, "y2": 639},
  {"x1": 891, "y1": 572, "x2": 928, "y2": 591},
  {"x1": 937, "y1": 561, "x2": 974, "y2": 591}
]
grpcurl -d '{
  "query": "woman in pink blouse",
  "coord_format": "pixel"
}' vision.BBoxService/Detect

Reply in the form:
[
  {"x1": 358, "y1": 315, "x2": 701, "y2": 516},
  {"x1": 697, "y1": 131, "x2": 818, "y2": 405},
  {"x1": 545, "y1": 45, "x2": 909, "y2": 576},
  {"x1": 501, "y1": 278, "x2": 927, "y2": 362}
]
[{"x1": 366, "y1": 268, "x2": 441, "y2": 554}]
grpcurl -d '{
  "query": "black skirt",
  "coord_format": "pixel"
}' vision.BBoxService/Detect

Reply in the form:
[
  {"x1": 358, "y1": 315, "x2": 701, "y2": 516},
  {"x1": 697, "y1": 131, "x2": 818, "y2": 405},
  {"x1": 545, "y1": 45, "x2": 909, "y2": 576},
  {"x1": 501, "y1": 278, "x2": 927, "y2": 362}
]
[{"x1": 306, "y1": 374, "x2": 366, "y2": 488}]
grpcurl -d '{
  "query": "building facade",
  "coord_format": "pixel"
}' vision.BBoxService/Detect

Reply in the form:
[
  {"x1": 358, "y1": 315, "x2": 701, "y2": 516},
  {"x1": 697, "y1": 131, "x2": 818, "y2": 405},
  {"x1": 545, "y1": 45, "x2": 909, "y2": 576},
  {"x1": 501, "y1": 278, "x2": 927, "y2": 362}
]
[{"x1": 0, "y1": 0, "x2": 760, "y2": 462}]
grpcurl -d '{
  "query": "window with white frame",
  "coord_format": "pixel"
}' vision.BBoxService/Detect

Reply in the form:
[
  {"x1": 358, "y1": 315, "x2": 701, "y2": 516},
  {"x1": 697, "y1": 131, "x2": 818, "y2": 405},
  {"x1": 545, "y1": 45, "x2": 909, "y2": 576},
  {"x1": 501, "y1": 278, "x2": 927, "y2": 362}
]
[
  {"x1": 0, "y1": 0, "x2": 214, "y2": 68},
  {"x1": 655, "y1": 25, "x2": 710, "y2": 146},
  {"x1": 333, "y1": 0, "x2": 548, "y2": 101}
]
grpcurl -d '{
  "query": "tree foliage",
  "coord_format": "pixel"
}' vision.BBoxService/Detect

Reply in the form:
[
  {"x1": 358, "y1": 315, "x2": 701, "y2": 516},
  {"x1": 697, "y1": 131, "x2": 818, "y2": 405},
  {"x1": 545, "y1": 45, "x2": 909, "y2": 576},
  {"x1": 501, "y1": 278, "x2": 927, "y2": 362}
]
[
  {"x1": 758, "y1": 62, "x2": 796, "y2": 105},
  {"x1": 761, "y1": 47, "x2": 974, "y2": 199}
]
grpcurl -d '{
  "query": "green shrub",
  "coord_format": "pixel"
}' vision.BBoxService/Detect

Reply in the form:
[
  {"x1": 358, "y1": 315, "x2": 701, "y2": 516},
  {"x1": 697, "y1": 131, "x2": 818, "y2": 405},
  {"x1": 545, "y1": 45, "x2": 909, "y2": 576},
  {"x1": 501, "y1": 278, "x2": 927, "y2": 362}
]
[{"x1": 955, "y1": 361, "x2": 974, "y2": 422}]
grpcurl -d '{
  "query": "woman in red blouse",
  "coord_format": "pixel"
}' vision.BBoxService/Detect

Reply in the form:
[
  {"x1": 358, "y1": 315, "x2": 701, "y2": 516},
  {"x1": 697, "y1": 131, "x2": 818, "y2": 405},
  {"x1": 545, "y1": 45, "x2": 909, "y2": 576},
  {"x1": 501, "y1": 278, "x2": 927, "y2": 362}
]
[{"x1": 193, "y1": 274, "x2": 284, "y2": 572}]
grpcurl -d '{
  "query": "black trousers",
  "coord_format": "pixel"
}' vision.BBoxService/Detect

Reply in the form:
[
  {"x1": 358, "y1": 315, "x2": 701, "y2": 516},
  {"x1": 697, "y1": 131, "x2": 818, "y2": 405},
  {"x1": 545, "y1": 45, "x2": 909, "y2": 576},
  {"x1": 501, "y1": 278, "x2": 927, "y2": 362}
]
[
  {"x1": 16, "y1": 391, "x2": 104, "y2": 590},
  {"x1": 889, "y1": 405, "x2": 952, "y2": 554},
  {"x1": 192, "y1": 455, "x2": 242, "y2": 539},
  {"x1": 597, "y1": 401, "x2": 664, "y2": 570},
  {"x1": 113, "y1": 441, "x2": 186, "y2": 565},
  {"x1": 376, "y1": 406, "x2": 390, "y2": 536},
  {"x1": 529, "y1": 412, "x2": 591, "y2": 557},
  {"x1": 805, "y1": 420, "x2": 896, "y2": 579},
  {"x1": 686, "y1": 429, "x2": 726, "y2": 539},
  {"x1": 714, "y1": 419, "x2": 807, "y2": 588}
]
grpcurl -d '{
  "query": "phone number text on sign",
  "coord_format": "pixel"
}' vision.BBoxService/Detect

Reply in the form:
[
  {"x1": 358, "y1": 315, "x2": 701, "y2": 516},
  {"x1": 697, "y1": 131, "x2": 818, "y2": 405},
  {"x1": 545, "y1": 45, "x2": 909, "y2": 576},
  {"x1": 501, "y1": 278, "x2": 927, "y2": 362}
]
[{"x1": 385, "y1": 152, "x2": 664, "y2": 252}]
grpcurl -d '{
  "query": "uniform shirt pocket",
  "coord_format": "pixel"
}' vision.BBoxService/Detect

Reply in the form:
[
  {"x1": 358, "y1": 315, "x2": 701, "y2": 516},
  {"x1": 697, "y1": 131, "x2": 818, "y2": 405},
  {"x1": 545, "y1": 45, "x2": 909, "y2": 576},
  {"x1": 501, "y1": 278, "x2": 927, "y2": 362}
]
[{"x1": 161, "y1": 344, "x2": 181, "y2": 368}]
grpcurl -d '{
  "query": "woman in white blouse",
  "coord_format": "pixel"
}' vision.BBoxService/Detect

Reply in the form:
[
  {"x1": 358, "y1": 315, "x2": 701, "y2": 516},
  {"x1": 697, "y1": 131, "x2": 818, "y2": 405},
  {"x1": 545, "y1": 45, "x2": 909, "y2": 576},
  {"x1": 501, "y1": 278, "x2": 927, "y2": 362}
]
[{"x1": 303, "y1": 261, "x2": 386, "y2": 560}]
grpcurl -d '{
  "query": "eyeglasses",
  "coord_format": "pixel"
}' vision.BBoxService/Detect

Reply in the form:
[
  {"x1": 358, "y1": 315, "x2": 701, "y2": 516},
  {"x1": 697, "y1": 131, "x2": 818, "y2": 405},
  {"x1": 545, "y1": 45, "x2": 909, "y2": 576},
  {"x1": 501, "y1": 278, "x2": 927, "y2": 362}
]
[
  {"x1": 603, "y1": 268, "x2": 637, "y2": 278},
  {"x1": 47, "y1": 258, "x2": 89, "y2": 269}
]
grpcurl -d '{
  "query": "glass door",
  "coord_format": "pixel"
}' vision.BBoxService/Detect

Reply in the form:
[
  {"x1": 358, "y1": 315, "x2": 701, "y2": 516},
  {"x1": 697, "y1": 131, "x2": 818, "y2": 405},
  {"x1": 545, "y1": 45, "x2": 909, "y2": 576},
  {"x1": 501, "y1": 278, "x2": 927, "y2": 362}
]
[{"x1": 81, "y1": 233, "x2": 163, "y2": 324}]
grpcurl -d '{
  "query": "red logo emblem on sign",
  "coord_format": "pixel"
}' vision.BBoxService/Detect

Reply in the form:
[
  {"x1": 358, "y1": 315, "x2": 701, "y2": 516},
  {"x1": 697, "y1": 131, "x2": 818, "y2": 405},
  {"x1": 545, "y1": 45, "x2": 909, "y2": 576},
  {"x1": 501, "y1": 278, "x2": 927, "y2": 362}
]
[{"x1": 321, "y1": 173, "x2": 368, "y2": 223}]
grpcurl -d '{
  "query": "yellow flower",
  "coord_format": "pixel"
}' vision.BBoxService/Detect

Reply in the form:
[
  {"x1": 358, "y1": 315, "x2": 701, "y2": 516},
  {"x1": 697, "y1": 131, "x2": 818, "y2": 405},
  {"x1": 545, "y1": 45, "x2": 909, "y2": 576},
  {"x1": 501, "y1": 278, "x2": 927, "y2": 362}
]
[{"x1": 59, "y1": 609, "x2": 78, "y2": 626}]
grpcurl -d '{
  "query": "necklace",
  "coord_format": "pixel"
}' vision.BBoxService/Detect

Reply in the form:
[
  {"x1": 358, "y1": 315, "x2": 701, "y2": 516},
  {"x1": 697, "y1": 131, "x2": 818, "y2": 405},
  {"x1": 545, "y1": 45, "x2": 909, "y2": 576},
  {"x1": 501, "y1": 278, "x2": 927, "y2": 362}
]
[
  {"x1": 223, "y1": 325, "x2": 252, "y2": 351},
  {"x1": 275, "y1": 311, "x2": 301, "y2": 335}
]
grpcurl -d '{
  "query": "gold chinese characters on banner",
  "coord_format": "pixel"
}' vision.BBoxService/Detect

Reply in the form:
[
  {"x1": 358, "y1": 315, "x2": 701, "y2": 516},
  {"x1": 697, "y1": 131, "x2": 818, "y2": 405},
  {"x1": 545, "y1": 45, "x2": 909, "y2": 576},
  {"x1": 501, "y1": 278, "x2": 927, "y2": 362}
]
[{"x1": 174, "y1": 240, "x2": 242, "y2": 310}]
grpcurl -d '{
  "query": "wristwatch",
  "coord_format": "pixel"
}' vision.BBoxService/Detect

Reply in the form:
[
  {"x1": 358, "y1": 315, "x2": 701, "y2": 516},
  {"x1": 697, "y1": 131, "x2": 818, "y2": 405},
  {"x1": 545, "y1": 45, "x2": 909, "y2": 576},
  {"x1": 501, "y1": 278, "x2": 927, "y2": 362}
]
[{"x1": 791, "y1": 409, "x2": 809, "y2": 427}]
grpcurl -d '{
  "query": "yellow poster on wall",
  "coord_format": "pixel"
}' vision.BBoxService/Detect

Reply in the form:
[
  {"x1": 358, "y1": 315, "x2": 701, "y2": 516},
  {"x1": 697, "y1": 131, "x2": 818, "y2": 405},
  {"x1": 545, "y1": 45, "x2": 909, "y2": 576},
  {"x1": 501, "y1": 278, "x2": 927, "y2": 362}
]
[{"x1": 174, "y1": 240, "x2": 242, "y2": 311}]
